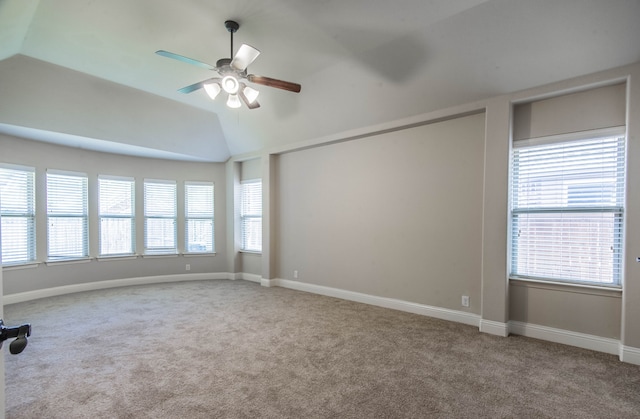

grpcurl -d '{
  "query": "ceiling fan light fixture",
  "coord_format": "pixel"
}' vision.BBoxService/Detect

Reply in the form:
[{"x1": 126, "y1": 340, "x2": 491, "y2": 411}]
[
  {"x1": 203, "y1": 82, "x2": 221, "y2": 100},
  {"x1": 221, "y1": 75, "x2": 239, "y2": 94},
  {"x1": 226, "y1": 93, "x2": 242, "y2": 108},
  {"x1": 241, "y1": 84, "x2": 260, "y2": 104}
]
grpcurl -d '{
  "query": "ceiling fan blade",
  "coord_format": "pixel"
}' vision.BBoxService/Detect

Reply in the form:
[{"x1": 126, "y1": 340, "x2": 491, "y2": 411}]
[
  {"x1": 247, "y1": 75, "x2": 301, "y2": 93},
  {"x1": 177, "y1": 78, "x2": 220, "y2": 94},
  {"x1": 230, "y1": 44, "x2": 261, "y2": 71},
  {"x1": 155, "y1": 50, "x2": 215, "y2": 71}
]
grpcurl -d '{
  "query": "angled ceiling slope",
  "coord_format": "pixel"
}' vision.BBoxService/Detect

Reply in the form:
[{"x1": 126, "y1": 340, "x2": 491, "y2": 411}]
[{"x1": 1, "y1": 0, "x2": 640, "y2": 161}]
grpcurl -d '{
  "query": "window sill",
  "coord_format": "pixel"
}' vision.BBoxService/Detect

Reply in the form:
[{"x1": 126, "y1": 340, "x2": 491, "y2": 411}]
[
  {"x1": 45, "y1": 258, "x2": 92, "y2": 266},
  {"x1": 2, "y1": 262, "x2": 40, "y2": 271},
  {"x1": 509, "y1": 277, "x2": 622, "y2": 297},
  {"x1": 183, "y1": 252, "x2": 216, "y2": 257},
  {"x1": 239, "y1": 250, "x2": 262, "y2": 255},
  {"x1": 142, "y1": 253, "x2": 179, "y2": 258},
  {"x1": 97, "y1": 255, "x2": 138, "y2": 261}
]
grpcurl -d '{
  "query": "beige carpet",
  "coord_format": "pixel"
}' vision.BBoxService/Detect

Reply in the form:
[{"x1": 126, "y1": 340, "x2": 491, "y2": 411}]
[{"x1": 4, "y1": 279, "x2": 640, "y2": 418}]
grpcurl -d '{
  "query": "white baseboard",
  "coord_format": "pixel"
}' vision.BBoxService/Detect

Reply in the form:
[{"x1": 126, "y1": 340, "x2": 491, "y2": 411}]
[
  {"x1": 508, "y1": 321, "x2": 620, "y2": 356},
  {"x1": 260, "y1": 278, "x2": 278, "y2": 287},
  {"x1": 479, "y1": 320, "x2": 509, "y2": 337},
  {"x1": 275, "y1": 278, "x2": 481, "y2": 327},
  {"x1": 239, "y1": 273, "x2": 261, "y2": 283},
  {"x1": 620, "y1": 345, "x2": 640, "y2": 365},
  {"x1": 3, "y1": 273, "x2": 230, "y2": 305}
]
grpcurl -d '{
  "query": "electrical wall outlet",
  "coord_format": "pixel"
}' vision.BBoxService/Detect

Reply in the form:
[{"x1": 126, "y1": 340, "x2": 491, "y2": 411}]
[
  {"x1": 185, "y1": 264, "x2": 191, "y2": 271},
  {"x1": 461, "y1": 295, "x2": 470, "y2": 307},
  {"x1": 293, "y1": 270, "x2": 299, "y2": 279}
]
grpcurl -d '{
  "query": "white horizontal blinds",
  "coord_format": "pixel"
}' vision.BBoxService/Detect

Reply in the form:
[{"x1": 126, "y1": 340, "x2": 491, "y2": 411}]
[
  {"x1": 0, "y1": 165, "x2": 36, "y2": 265},
  {"x1": 185, "y1": 182, "x2": 214, "y2": 253},
  {"x1": 511, "y1": 134, "x2": 625, "y2": 285},
  {"x1": 99, "y1": 176, "x2": 135, "y2": 256},
  {"x1": 144, "y1": 179, "x2": 177, "y2": 254},
  {"x1": 46, "y1": 170, "x2": 89, "y2": 261},
  {"x1": 240, "y1": 180, "x2": 262, "y2": 252}
]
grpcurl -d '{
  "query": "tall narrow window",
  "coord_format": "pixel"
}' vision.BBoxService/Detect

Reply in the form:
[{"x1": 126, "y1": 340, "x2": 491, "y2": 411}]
[
  {"x1": 185, "y1": 181, "x2": 214, "y2": 253},
  {"x1": 240, "y1": 180, "x2": 262, "y2": 252},
  {"x1": 99, "y1": 176, "x2": 135, "y2": 256},
  {"x1": 144, "y1": 179, "x2": 177, "y2": 254},
  {"x1": 0, "y1": 165, "x2": 36, "y2": 265},
  {"x1": 47, "y1": 170, "x2": 89, "y2": 261},
  {"x1": 510, "y1": 132, "x2": 625, "y2": 286}
]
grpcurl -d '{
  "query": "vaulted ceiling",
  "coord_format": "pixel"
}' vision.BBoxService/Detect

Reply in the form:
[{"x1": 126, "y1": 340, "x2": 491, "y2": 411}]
[{"x1": 1, "y1": 0, "x2": 639, "y2": 162}]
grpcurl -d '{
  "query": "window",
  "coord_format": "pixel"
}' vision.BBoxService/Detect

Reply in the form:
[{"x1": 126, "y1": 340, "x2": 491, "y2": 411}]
[
  {"x1": 99, "y1": 176, "x2": 135, "y2": 256},
  {"x1": 185, "y1": 182, "x2": 214, "y2": 253},
  {"x1": 0, "y1": 165, "x2": 36, "y2": 265},
  {"x1": 510, "y1": 132, "x2": 625, "y2": 286},
  {"x1": 240, "y1": 180, "x2": 262, "y2": 252},
  {"x1": 47, "y1": 170, "x2": 89, "y2": 261},
  {"x1": 144, "y1": 179, "x2": 176, "y2": 254}
]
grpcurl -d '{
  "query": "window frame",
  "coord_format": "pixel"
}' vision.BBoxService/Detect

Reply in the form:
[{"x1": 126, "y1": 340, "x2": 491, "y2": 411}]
[
  {"x1": 98, "y1": 175, "x2": 136, "y2": 257},
  {"x1": 0, "y1": 164, "x2": 37, "y2": 266},
  {"x1": 184, "y1": 181, "x2": 215, "y2": 254},
  {"x1": 46, "y1": 169, "x2": 90, "y2": 262},
  {"x1": 509, "y1": 128, "x2": 626, "y2": 288},
  {"x1": 240, "y1": 179, "x2": 262, "y2": 253},
  {"x1": 143, "y1": 179, "x2": 177, "y2": 255}
]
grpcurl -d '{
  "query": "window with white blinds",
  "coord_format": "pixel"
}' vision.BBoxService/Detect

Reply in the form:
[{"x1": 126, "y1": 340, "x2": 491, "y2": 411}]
[
  {"x1": 144, "y1": 179, "x2": 177, "y2": 254},
  {"x1": 0, "y1": 165, "x2": 36, "y2": 265},
  {"x1": 47, "y1": 170, "x2": 89, "y2": 261},
  {"x1": 99, "y1": 176, "x2": 135, "y2": 256},
  {"x1": 510, "y1": 132, "x2": 626, "y2": 286},
  {"x1": 240, "y1": 180, "x2": 262, "y2": 252},
  {"x1": 185, "y1": 182, "x2": 214, "y2": 253}
]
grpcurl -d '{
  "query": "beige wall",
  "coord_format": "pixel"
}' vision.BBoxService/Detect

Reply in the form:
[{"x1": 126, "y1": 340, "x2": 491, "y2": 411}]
[
  {"x1": 509, "y1": 281, "x2": 622, "y2": 339},
  {"x1": 275, "y1": 113, "x2": 486, "y2": 312},
  {"x1": 0, "y1": 55, "x2": 228, "y2": 162},
  {"x1": 1, "y1": 134, "x2": 227, "y2": 295}
]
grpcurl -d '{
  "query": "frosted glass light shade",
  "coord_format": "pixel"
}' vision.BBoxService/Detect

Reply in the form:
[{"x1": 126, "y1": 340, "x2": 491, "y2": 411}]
[
  {"x1": 226, "y1": 94, "x2": 241, "y2": 108},
  {"x1": 203, "y1": 82, "x2": 221, "y2": 100},
  {"x1": 242, "y1": 85, "x2": 260, "y2": 104}
]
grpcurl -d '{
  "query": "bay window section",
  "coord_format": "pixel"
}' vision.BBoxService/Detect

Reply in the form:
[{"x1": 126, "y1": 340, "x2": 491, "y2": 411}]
[
  {"x1": 47, "y1": 170, "x2": 89, "y2": 261},
  {"x1": 99, "y1": 175, "x2": 135, "y2": 257},
  {"x1": 0, "y1": 164, "x2": 36, "y2": 265},
  {"x1": 144, "y1": 179, "x2": 177, "y2": 255}
]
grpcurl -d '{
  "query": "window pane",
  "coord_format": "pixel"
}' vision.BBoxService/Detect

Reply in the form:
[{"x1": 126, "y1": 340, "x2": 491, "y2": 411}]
[
  {"x1": 144, "y1": 180, "x2": 177, "y2": 254},
  {"x1": 1, "y1": 217, "x2": 35, "y2": 264},
  {"x1": 185, "y1": 182, "x2": 214, "y2": 253},
  {"x1": 145, "y1": 218, "x2": 176, "y2": 250},
  {"x1": 510, "y1": 135, "x2": 625, "y2": 285},
  {"x1": 186, "y1": 219, "x2": 213, "y2": 252},
  {"x1": 100, "y1": 218, "x2": 134, "y2": 255},
  {"x1": 48, "y1": 217, "x2": 87, "y2": 260},
  {"x1": 240, "y1": 181, "x2": 262, "y2": 252},
  {"x1": 47, "y1": 171, "x2": 88, "y2": 260},
  {"x1": 0, "y1": 166, "x2": 36, "y2": 265},
  {"x1": 99, "y1": 177, "x2": 135, "y2": 256},
  {"x1": 512, "y1": 212, "x2": 621, "y2": 284}
]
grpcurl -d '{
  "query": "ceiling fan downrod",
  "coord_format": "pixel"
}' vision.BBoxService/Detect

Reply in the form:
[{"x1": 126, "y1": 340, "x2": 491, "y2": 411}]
[{"x1": 225, "y1": 20, "x2": 239, "y2": 59}]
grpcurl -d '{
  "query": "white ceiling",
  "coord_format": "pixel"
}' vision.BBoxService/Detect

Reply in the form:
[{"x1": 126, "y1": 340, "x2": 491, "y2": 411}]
[{"x1": 1, "y1": 0, "x2": 639, "y2": 162}]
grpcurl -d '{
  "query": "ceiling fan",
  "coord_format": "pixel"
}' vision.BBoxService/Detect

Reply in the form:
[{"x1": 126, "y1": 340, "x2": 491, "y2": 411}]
[{"x1": 156, "y1": 20, "x2": 301, "y2": 110}]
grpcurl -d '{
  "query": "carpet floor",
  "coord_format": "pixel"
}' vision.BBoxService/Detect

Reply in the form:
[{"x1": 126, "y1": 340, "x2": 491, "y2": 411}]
[{"x1": 3, "y1": 279, "x2": 640, "y2": 418}]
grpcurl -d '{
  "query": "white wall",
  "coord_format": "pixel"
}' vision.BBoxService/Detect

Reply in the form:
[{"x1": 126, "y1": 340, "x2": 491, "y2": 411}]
[{"x1": 0, "y1": 134, "x2": 227, "y2": 296}]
